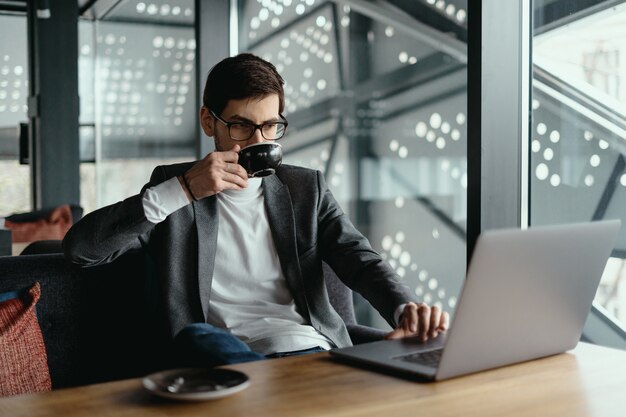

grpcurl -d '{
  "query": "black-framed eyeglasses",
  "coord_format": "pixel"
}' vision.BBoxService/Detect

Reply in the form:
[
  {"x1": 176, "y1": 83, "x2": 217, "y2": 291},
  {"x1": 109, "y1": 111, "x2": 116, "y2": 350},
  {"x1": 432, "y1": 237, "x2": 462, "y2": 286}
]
[{"x1": 210, "y1": 109, "x2": 288, "y2": 141}]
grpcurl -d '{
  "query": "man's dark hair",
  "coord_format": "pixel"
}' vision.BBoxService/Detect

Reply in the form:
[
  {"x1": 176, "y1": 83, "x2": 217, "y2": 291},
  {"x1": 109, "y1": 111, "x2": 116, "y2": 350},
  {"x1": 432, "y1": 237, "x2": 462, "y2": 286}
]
[{"x1": 203, "y1": 53, "x2": 285, "y2": 116}]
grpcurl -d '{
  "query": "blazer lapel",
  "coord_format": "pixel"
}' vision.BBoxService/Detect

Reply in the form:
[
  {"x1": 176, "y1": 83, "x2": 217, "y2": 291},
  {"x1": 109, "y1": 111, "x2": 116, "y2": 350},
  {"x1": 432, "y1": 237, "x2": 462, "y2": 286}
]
[
  {"x1": 263, "y1": 175, "x2": 310, "y2": 320},
  {"x1": 194, "y1": 196, "x2": 219, "y2": 321}
]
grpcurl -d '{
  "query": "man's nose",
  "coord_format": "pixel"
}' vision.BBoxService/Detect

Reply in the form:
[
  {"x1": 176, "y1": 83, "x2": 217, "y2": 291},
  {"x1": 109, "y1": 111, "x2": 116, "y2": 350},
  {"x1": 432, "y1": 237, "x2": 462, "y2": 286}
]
[{"x1": 247, "y1": 128, "x2": 265, "y2": 144}]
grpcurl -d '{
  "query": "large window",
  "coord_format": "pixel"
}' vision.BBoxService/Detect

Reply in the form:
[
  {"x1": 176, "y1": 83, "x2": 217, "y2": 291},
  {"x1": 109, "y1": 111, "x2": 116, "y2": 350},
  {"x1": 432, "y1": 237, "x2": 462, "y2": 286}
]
[
  {"x1": 239, "y1": 0, "x2": 469, "y2": 328},
  {"x1": 532, "y1": 1, "x2": 626, "y2": 329},
  {"x1": 0, "y1": 15, "x2": 29, "y2": 217},
  {"x1": 79, "y1": 0, "x2": 196, "y2": 213}
]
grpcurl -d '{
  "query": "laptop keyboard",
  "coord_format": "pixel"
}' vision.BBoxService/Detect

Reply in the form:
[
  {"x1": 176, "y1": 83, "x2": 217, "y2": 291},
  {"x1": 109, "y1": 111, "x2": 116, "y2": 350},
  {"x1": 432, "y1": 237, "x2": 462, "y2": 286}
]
[{"x1": 395, "y1": 349, "x2": 443, "y2": 367}]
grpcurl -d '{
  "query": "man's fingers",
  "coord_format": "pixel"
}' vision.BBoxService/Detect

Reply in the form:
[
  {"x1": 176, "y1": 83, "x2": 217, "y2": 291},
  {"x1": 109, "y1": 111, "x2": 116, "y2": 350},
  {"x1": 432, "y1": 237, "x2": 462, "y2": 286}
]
[
  {"x1": 429, "y1": 304, "x2": 442, "y2": 337},
  {"x1": 417, "y1": 303, "x2": 430, "y2": 341},
  {"x1": 403, "y1": 303, "x2": 418, "y2": 333},
  {"x1": 384, "y1": 328, "x2": 404, "y2": 340},
  {"x1": 438, "y1": 311, "x2": 450, "y2": 331},
  {"x1": 222, "y1": 172, "x2": 248, "y2": 189}
]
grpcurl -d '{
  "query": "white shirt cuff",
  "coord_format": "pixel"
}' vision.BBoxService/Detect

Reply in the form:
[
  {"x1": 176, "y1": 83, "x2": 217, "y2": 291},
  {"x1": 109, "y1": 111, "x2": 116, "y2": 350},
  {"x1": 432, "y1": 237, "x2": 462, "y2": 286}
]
[
  {"x1": 142, "y1": 176, "x2": 190, "y2": 224},
  {"x1": 393, "y1": 303, "x2": 407, "y2": 327}
]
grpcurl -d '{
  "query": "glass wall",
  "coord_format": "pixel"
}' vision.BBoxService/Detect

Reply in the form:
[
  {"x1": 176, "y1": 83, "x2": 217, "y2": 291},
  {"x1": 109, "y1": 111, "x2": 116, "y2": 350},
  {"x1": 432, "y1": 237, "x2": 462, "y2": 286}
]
[
  {"x1": 238, "y1": 0, "x2": 468, "y2": 328},
  {"x1": 532, "y1": 1, "x2": 626, "y2": 327},
  {"x1": 0, "y1": 15, "x2": 30, "y2": 217},
  {"x1": 79, "y1": 0, "x2": 196, "y2": 213}
]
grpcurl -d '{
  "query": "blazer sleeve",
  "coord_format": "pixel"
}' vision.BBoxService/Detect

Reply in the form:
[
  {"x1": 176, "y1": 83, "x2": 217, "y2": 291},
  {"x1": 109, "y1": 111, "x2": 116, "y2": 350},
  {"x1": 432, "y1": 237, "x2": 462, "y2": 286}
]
[
  {"x1": 63, "y1": 165, "x2": 170, "y2": 267},
  {"x1": 315, "y1": 171, "x2": 417, "y2": 326}
]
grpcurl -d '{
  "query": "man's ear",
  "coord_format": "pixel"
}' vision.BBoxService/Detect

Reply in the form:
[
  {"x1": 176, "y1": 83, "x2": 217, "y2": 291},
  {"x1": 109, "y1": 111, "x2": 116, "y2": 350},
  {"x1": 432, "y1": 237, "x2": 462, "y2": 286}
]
[{"x1": 200, "y1": 107, "x2": 214, "y2": 137}]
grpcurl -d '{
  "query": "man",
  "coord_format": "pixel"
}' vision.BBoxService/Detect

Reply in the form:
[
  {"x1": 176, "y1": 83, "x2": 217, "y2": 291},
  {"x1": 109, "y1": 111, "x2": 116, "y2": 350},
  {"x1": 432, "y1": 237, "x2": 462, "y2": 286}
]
[{"x1": 64, "y1": 53, "x2": 448, "y2": 366}]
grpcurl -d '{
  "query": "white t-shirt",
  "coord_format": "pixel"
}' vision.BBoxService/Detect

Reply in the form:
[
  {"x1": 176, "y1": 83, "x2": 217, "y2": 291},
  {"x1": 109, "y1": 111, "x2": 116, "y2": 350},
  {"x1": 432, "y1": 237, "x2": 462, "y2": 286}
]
[{"x1": 142, "y1": 176, "x2": 333, "y2": 354}]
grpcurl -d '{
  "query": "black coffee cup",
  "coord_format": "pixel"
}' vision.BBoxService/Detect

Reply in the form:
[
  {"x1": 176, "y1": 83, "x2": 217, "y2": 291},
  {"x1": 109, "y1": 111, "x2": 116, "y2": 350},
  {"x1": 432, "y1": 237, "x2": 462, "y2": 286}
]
[{"x1": 238, "y1": 142, "x2": 283, "y2": 178}]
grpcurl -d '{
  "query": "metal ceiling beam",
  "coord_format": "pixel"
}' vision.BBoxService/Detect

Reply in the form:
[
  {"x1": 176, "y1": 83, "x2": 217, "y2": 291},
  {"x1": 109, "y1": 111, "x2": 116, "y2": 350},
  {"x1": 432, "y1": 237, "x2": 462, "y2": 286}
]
[
  {"x1": 80, "y1": 0, "x2": 122, "y2": 20},
  {"x1": 334, "y1": 0, "x2": 468, "y2": 64}
]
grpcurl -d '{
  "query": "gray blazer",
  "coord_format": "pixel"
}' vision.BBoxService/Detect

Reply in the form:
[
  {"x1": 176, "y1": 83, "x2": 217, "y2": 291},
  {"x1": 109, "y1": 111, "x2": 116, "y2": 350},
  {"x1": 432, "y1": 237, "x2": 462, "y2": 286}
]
[{"x1": 63, "y1": 163, "x2": 414, "y2": 348}]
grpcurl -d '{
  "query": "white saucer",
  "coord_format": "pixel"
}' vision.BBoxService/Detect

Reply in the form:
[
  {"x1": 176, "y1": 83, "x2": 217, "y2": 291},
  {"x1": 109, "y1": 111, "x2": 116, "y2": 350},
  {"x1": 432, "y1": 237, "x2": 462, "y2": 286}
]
[{"x1": 142, "y1": 368, "x2": 250, "y2": 401}]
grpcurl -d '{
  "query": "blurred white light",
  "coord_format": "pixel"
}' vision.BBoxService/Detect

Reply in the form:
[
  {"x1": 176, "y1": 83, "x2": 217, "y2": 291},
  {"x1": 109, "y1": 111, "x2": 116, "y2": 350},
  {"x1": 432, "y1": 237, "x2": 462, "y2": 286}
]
[
  {"x1": 389, "y1": 140, "x2": 399, "y2": 151},
  {"x1": 391, "y1": 244, "x2": 402, "y2": 258},
  {"x1": 543, "y1": 148, "x2": 553, "y2": 161},
  {"x1": 136, "y1": 2, "x2": 146, "y2": 13},
  {"x1": 536, "y1": 123, "x2": 547, "y2": 135},
  {"x1": 295, "y1": 4, "x2": 305, "y2": 14},
  {"x1": 316, "y1": 79, "x2": 327, "y2": 90},
  {"x1": 399, "y1": 252, "x2": 411, "y2": 266},
  {"x1": 429, "y1": 113, "x2": 442, "y2": 129},
  {"x1": 550, "y1": 174, "x2": 561, "y2": 187},
  {"x1": 441, "y1": 122, "x2": 450, "y2": 134},
  {"x1": 550, "y1": 130, "x2": 560, "y2": 143},
  {"x1": 599, "y1": 140, "x2": 609, "y2": 150},
  {"x1": 590, "y1": 154, "x2": 600, "y2": 167},
  {"x1": 461, "y1": 173, "x2": 468, "y2": 189},
  {"x1": 415, "y1": 122, "x2": 427, "y2": 138},
  {"x1": 532, "y1": 140, "x2": 541, "y2": 152},
  {"x1": 385, "y1": 26, "x2": 394, "y2": 37},
  {"x1": 398, "y1": 146, "x2": 408, "y2": 158},
  {"x1": 584, "y1": 175, "x2": 594, "y2": 187},
  {"x1": 394, "y1": 196, "x2": 405, "y2": 208},
  {"x1": 535, "y1": 163, "x2": 549, "y2": 180},
  {"x1": 584, "y1": 131, "x2": 593, "y2": 141},
  {"x1": 456, "y1": 9, "x2": 467, "y2": 23},
  {"x1": 398, "y1": 52, "x2": 408, "y2": 63},
  {"x1": 451, "y1": 129, "x2": 461, "y2": 141},
  {"x1": 382, "y1": 235, "x2": 393, "y2": 251},
  {"x1": 316, "y1": 15, "x2": 326, "y2": 27},
  {"x1": 456, "y1": 112, "x2": 465, "y2": 125}
]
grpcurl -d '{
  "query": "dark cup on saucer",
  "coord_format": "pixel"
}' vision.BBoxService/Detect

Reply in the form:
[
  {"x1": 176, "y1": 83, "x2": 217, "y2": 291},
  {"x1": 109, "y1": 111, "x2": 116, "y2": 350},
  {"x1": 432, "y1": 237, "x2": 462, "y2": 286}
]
[{"x1": 238, "y1": 142, "x2": 283, "y2": 178}]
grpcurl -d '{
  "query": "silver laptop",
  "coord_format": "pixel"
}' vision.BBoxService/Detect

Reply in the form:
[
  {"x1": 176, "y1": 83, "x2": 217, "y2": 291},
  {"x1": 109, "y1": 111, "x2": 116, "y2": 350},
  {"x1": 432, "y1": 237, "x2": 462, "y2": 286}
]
[{"x1": 330, "y1": 220, "x2": 621, "y2": 381}]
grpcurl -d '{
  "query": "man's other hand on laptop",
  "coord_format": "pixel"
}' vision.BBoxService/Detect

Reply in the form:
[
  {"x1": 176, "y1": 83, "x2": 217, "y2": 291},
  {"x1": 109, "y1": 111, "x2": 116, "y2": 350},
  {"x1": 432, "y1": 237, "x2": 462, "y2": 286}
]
[{"x1": 385, "y1": 302, "x2": 449, "y2": 342}]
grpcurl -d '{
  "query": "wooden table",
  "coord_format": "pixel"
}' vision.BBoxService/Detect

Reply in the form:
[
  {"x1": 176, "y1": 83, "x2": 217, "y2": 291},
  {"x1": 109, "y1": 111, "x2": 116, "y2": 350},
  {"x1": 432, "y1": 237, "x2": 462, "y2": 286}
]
[{"x1": 1, "y1": 342, "x2": 625, "y2": 417}]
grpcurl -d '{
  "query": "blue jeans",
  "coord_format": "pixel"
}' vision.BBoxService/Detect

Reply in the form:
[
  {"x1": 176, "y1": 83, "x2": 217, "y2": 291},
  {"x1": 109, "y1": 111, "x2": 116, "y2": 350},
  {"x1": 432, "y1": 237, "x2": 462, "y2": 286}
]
[{"x1": 173, "y1": 323, "x2": 326, "y2": 367}]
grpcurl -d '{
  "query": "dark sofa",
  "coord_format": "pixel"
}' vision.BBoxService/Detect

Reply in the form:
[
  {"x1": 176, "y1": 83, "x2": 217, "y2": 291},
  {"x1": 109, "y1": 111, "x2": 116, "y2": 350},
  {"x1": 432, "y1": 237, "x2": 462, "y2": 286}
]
[{"x1": 0, "y1": 250, "x2": 386, "y2": 389}]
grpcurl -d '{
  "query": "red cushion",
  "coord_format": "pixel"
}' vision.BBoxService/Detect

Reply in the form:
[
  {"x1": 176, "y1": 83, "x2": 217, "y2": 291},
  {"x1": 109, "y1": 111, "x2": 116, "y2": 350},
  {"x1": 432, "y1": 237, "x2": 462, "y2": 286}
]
[
  {"x1": 5, "y1": 204, "x2": 73, "y2": 243},
  {"x1": 0, "y1": 282, "x2": 52, "y2": 397}
]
